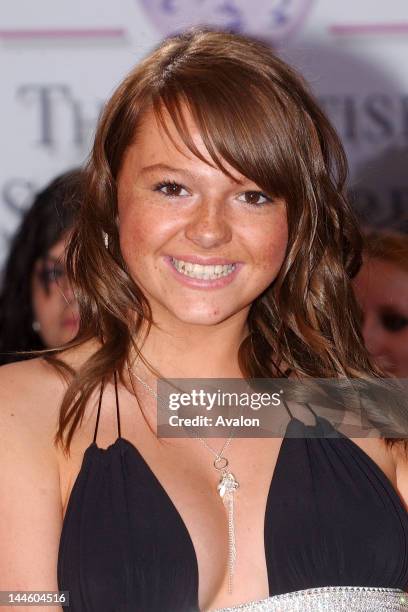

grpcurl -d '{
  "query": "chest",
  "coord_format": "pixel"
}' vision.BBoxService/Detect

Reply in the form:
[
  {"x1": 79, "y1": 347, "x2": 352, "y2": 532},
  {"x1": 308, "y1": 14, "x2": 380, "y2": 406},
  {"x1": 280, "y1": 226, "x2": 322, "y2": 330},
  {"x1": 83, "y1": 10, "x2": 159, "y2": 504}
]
[{"x1": 153, "y1": 438, "x2": 284, "y2": 609}]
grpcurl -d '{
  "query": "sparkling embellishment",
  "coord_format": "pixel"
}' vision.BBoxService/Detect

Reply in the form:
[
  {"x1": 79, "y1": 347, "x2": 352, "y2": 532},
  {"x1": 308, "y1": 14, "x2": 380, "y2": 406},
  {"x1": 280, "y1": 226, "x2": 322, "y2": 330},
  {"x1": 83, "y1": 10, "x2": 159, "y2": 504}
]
[
  {"x1": 217, "y1": 471, "x2": 239, "y2": 499},
  {"x1": 215, "y1": 463, "x2": 239, "y2": 594},
  {"x1": 213, "y1": 586, "x2": 408, "y2": 611}
]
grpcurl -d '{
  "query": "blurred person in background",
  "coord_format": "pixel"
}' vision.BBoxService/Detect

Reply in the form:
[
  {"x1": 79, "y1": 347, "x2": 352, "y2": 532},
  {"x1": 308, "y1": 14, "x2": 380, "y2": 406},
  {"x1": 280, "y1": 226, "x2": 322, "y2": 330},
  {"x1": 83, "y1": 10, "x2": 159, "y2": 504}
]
[
  {"x1": 0, "y1": 170, "x2": 82, "y2": 365},
  {"x1": 353, "y1": 231, "x2": 408, "y2": 377}
]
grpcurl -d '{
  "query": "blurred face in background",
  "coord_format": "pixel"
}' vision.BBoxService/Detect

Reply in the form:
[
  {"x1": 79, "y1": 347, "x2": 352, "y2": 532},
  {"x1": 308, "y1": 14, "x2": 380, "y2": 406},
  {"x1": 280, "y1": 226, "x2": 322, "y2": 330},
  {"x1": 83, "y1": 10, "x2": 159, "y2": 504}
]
[
  {"x1": 31, "y1": 234, "x2": 80, "y2": 348},
  {"x1": 353, "y1": 256, "x2": 408, "y2": 377}
]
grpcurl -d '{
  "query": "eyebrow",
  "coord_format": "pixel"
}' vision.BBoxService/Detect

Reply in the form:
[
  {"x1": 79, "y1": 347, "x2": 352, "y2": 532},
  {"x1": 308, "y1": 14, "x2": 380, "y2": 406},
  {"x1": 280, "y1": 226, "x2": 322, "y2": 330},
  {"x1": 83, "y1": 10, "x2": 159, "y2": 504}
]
[
  {"x1": 139, "y1": 162, "x2": 245, "y2": 185},
  {"x1": 139, "y1": 163, "x2": 190, "y2": 175},
  {"x1": 42, "y1": 255, "x2": 64, "y2": 264}
]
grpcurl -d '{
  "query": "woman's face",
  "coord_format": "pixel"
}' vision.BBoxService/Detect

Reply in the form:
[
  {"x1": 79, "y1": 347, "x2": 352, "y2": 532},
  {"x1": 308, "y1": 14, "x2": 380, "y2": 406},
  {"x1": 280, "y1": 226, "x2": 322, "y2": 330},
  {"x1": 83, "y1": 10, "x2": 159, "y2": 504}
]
[
  {"x1": 117, "y1": 108, "x2": 288, "y2": 329},
  {"x1": 353, "y1": 257, "x2": 408, "y2": 377},
  {"x1": 31, "y1": 236, "x2": 80, "y2": 348}
]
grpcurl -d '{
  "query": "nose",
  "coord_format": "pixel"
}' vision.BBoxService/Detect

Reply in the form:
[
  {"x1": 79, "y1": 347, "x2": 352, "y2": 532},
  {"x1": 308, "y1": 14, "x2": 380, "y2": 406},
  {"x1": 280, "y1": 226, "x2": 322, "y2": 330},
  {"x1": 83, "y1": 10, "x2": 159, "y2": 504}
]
[{"x1": 184, "y1": 196, "x2": 232, "y2": 249}]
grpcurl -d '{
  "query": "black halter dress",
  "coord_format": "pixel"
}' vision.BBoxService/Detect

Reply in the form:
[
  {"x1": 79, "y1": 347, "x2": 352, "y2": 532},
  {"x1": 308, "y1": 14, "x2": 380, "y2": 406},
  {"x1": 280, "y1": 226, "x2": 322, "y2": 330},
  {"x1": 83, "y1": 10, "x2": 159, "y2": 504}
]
[{"x1": 57, "y1": 375, "x2": 408, "y2": 611}]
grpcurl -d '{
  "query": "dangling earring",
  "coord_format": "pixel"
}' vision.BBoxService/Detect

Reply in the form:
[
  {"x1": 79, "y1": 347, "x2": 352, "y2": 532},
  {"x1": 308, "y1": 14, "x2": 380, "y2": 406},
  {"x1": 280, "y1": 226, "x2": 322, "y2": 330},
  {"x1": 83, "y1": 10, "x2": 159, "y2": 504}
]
[
  {"x1": 32, "y1": 320, "x2": 41, "y2": 332},
  {"x1": 103, "y1": 231, "x2": 109, "y2": 249}
]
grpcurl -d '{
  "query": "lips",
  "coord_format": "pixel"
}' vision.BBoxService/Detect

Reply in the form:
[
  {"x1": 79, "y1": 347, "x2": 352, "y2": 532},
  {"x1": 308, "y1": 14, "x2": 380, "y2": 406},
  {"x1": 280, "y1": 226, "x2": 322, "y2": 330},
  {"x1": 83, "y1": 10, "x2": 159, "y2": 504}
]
[
  {"x1": 170, "y1": 257, "x2": 236, "y2": 280},
  {"x1": 62, "y1": 316, "x2": 79, "y2": 328},
  {"x1": 164, "y1": 255, "x2": 242, "y2": 289},
  {"x1": 168, "y1": 254, "x2": 238, "y2": 265}
]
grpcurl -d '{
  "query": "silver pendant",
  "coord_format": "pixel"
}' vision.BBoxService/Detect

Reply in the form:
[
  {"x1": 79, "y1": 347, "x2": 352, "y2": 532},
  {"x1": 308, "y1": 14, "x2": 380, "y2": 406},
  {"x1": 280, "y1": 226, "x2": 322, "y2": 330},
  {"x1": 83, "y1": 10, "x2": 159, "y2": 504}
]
[
  {"x1": 217, "y1": 471, "x2": 240, "y2": 499},
  {"x1": 216, "y1": 469, "x2": 239, "y2": 594}
]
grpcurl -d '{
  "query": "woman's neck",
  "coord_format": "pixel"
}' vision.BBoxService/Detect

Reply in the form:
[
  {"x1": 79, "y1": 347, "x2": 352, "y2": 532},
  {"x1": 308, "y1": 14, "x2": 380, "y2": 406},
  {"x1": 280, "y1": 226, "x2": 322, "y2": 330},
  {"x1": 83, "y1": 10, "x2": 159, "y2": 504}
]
[{"x1": 129, "y1": 315, "x2": 249, "y2": 380}]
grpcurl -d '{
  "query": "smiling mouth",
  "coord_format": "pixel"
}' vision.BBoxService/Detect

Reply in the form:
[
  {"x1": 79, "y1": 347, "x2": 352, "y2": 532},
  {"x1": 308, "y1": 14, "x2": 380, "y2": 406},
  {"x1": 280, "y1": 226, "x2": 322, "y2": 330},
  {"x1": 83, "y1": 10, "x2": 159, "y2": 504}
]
[{"x1": 170, "y1": 257, "x2": 237, "y2": 280}]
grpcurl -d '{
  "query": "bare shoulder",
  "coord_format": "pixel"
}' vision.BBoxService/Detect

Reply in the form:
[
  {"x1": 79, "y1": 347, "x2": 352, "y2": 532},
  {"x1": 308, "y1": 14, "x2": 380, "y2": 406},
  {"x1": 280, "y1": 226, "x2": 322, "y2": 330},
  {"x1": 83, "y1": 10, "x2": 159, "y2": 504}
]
[
  {"x1": 0, "y1": 340, "x2": 101, "y2": 591},
  {"x1": 0, "y1": 338, "x2": 101, "y2": 446},
  {"x1": 391, "y1": 440, "x2": 408, "y2": 510},
  {"x1": 0, "y1": 358, "x2": 64, "y2": 446},
  {"x1": 0, "y1": 358, "x2": 64, "y2": 590}
]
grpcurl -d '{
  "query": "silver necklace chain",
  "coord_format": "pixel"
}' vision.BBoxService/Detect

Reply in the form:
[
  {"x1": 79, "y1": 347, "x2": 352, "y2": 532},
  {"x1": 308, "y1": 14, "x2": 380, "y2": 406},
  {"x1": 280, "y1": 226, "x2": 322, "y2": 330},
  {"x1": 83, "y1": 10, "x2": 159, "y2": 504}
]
[{"x1": 126, "y1": 361, "x2": 239, "y2": 594}]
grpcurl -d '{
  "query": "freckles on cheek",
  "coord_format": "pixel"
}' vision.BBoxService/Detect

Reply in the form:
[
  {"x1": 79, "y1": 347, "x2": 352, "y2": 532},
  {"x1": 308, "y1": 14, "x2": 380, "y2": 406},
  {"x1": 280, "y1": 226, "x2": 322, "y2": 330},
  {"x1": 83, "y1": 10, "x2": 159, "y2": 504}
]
[
  {"x1": 250, "y1": 212, "x2": 288, "y2": 272},
  {"x1": 121, "y1": 234, "x2": 144, "y2": 262},
  {"x1": 120, "y1": 217, "x2": 150, "y2": 258},
  {"x1": 258, "y1": 239, "x2": 287, "y2": 273}
]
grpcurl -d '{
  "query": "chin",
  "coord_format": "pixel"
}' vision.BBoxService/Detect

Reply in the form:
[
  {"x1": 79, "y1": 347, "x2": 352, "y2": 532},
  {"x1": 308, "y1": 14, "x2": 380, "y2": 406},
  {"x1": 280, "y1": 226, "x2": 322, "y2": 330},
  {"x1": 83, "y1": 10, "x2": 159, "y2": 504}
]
[{"x1": 167, "y1": 306, "x2": 233, "y2": 326}]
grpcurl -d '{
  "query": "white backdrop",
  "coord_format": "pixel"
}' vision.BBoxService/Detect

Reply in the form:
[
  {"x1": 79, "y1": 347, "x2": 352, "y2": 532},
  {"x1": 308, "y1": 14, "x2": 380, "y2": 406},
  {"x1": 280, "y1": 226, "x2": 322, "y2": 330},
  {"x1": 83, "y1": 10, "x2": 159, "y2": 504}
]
[{"x1": 1, "y1": 0, "x2": 408, "y2": 266}]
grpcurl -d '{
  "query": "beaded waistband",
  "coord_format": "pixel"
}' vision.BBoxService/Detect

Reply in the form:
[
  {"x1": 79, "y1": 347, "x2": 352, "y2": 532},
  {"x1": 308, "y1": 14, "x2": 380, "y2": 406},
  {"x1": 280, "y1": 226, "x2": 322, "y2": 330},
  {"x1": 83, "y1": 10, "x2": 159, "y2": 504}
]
[{"x1": 213, "y1": 586, "x2": 408, "y2": 611}]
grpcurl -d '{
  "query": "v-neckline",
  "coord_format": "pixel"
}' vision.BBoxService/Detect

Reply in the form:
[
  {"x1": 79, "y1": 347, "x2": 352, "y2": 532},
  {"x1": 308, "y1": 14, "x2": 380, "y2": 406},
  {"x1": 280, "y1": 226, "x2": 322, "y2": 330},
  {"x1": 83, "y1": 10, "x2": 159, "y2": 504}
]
[
  {"x1": 82, "y1": 419, "x2": 294, "y2": 607},
  {"x1": 60, "y1": 414, "x2": 408, "y2": 609}
]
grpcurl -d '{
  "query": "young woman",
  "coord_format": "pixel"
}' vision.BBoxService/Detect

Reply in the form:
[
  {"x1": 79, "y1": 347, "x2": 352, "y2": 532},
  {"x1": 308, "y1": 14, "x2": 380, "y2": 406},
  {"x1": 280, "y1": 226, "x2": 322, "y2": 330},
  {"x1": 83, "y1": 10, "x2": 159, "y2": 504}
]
[
  {"x1": 1, "y1": 29, "x2": 408, "y2": 612},
  {"x1": 0, "y1": 170, "x2": 81, "y2": 364}
]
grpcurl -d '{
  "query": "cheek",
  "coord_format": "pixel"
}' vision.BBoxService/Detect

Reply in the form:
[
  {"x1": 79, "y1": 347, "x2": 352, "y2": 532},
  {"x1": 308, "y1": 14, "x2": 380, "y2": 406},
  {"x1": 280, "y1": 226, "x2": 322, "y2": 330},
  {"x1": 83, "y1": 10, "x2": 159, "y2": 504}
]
[
  {"x1": 119, "y1": 212, "x2": 151, "y2": 263},
  {"x1": 262, "y1": 238, "x2": 287, "y2": 270},
  {"x1": 31, "y1": 277, "x2": 62, "y2": 322},
  {"x1": 390, "y1": 330, "x2": 408, "y2": 356},
  {"x1": 33, "y1": 292, "x2": 61, "y2": 323},
  {"x1": 251, "y1": 222, "x2": 288, "y2": 276},
  {"x1": 119, "y1": 206, "x2": 178, "y2": 264},
  {"x1": 31, "y1": 282, "x2": 46, "y2": 319}
]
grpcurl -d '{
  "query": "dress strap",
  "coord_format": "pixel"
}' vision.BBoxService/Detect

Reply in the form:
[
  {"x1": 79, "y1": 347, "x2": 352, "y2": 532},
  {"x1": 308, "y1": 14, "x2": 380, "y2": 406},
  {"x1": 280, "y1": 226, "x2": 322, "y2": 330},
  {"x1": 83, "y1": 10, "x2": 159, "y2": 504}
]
[
  {"x1": 92, "y1": 371, "x2": 121, "y2": 445},
  {"x1": 274, "y1": 367, "x2": 320, "y2": 426},
  {"x1": 281, "y1": 398, "x2": 294, "y2": 420},
  {"x1": 92, "y1": 378, "x2": 104, "y2": 444},
  {"x1": 304, "y1": 402, "x2": 319, "y2": 420},
  {"x1": 281, "y1": 398, "x2": 320, "y2": 425},
  {"x1": 113, "y1": 370, "x2": 122, "y2": 438}
]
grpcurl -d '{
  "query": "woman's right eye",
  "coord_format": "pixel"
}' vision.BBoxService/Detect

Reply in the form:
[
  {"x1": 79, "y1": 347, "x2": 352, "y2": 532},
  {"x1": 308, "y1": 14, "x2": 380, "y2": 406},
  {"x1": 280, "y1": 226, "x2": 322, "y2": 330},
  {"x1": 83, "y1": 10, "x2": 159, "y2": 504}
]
[
  {"x1": 38, "y1": 264, "x2": 65, "y2": 287},
  {"x1": 381, "y1": 311, "x2": 408, "y2": 333},
  {"x1": 153, "y1": 181, "x2": 189, "y2": 197}
]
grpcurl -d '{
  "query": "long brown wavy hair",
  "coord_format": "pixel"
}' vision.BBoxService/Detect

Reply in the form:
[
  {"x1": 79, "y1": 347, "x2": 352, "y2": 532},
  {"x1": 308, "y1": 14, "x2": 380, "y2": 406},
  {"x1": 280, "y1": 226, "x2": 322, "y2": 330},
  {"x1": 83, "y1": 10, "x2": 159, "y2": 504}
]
[{"x1": 49, "y1": 28, "x2": 390, "y2": 454}]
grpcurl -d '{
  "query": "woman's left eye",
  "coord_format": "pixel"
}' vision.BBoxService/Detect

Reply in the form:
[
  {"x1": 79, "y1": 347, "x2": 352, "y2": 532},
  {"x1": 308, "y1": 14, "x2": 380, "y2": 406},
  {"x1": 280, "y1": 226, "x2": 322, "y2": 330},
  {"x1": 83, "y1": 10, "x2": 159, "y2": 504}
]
[
  {"x1": 153, "y1": 181, "x2": 189, "y2": 197},
  {"x1": 237, "y1": 191, "x2": 271, "y2": 206}
]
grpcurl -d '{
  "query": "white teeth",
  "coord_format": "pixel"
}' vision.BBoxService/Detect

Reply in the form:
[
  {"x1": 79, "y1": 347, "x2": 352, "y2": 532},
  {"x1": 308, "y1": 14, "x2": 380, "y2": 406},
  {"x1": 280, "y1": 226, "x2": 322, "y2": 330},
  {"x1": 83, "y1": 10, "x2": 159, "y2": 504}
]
[{"x1": 170, "y1": 257, "x2": 236, "y2": 280}]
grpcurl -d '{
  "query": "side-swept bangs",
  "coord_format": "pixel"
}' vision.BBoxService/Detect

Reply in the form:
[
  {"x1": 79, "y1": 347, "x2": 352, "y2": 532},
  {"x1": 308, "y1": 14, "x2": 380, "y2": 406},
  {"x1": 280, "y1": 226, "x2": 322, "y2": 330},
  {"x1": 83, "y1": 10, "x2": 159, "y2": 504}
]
[{"x1": 153, "y1": 75, "x2": 294, "y2": 199}]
